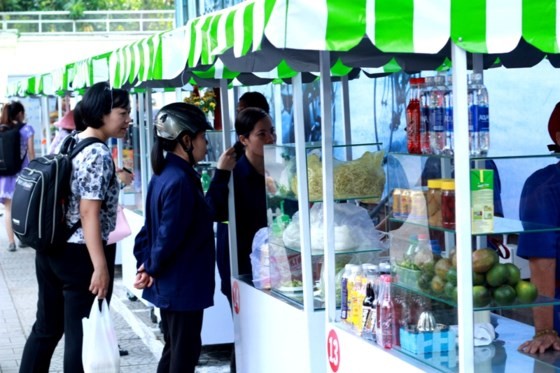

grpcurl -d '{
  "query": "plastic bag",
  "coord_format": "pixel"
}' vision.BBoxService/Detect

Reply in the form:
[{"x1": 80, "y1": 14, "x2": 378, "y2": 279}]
[
  {"x1": 283, "y1": 202, "x2": 388, "y2": 253},
  {"x1": 82, "y1": 297, "x2": 120, "y2": 373},
  {"x1": 107, "y1": 205, "x2": 132, "y2": 245},
  {"x1": 250, "y1": 227, "x2": 292, "y2": 289}
]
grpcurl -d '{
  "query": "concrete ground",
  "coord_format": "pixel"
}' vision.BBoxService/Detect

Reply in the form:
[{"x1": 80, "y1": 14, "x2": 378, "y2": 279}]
[{"x1": 0, "y1": 207, "x2": 232, "y2": 373}]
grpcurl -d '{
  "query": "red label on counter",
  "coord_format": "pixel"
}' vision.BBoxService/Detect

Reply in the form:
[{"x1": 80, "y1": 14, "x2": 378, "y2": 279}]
[
  {"x1": 327, "y1": 329, "x2": 340, "y2": 372},
  {"x1": 232, "y1": 281, "x2": 240, "y2": 314}
]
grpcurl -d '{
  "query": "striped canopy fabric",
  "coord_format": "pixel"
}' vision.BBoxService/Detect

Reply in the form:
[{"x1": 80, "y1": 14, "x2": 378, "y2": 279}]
[{"x1": 7, "y1": 0, "x2": 560, "y2": 96}]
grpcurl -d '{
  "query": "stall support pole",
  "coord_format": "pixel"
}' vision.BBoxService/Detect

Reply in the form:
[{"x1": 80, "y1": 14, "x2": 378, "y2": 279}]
[
  {"x1": 137, "y1": 92, "x2": 149, "y2": 211},
  {"x1": 40, "y1": 96, "x2": 49, "y2": 155},
  {"x1": 221, "y1": 78, "x2": 239, "y2": 279},
  {"x1": 292, "y1": 72, "x2": 316, "y2": 373},
  {"x1": 451, "y1": 42, "x2": 475, "y2": 373},
  {"x1": 340, "y1": 75, "x2": 352, "y2": 160},
  {"x1": 319, "y1": 51, "x2": 336, "y2": 327}
]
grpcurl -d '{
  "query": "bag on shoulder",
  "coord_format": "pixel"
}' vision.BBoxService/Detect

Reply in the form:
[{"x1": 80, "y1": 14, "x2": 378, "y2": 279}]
[
  {"x1": 11, "y1": 136, "x2": 105, "y2": 253},
  {"x1": 0, "y1": 123, "x2": 26, "y2": 176}
]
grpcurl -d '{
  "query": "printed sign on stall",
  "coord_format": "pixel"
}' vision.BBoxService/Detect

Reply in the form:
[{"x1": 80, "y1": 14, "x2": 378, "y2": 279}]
[{"x1": 327, "y1": 329, "x2": 340, "y2": 372}]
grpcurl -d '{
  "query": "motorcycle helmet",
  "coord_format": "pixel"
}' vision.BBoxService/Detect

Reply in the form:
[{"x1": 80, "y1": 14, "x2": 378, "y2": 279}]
[{"x1": 155, "y1": 102, "x2": 212, "y2": 140}]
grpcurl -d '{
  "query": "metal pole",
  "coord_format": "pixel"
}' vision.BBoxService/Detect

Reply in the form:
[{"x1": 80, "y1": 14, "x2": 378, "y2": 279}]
[{"x1": 451, "y1": 42, "x2": 474, "y2": 373}]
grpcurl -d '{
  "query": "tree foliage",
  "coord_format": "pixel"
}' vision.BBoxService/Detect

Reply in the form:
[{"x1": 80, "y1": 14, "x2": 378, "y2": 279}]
[{"x1": 0, "y1": 0, "x2": 174, "y2": 12}]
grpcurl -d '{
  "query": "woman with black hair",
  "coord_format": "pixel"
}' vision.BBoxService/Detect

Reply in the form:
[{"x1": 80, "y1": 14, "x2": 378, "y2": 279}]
[
  {"x1": 206, "y1": 107, "x2": 276, "y2": 308},
  {"x1": 20, "y1": 81, "x2": 132, "y2": 373},
  {"x1": 0, "y1": 101, "x2": 35, "y2": 252},
  {"x1": 133, "y1": 102, "x2": 235, "y2": 373}
]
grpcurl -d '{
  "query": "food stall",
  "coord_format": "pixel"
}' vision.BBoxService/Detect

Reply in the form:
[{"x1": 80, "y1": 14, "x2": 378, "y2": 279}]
[{"x1": 8, "y1": 0, "x2": 560, "y2": 371}]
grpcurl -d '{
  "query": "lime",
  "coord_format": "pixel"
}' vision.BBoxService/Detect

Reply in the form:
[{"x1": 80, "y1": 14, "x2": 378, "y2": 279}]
[
  {"x1": 446, "y1": 267, "x2": 458, "y2": 285},
  {"x1": 493, "y1": 284, "x2": 517, "y2": 306},
  {"x1": 444, "y1": 281, "x2": 456, "y2": 300},
  {"x1": 473, "y1": 271, "x2": 486, "y2": 286},
  {"x1": 473, "y1": 285, "x2": 491, "y2": 307},
  {"x1": 418, "y1": 272, "x2": 432, "y2": 292},
  {"x1": 516, "y1": 280, "x2": 538, "y2": 304},
  {"x1": 503, "y1": 263, "x2": 521, "y2": 286},
  {"x1": 435, "y1": 258, "x2": 453, "y2": 280},
  {"x1": 431, "y1": 276, "x2": 446, "y2": 294},
  {"x1": 486, "y1": 263, "x2": 508, "y2": 287}
]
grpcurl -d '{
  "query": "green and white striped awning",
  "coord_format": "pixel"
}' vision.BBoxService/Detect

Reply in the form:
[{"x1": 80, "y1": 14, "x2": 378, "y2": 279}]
[{"x1": 8, "y1": 0, "x2": 560, "y2": 96}]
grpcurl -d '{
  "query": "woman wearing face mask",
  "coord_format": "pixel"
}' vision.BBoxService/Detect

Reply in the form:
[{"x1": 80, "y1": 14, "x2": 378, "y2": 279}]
[
  {"x1": 20, "y1": 82, "x2": 132, "y2": 373},
  {"x1": 133, "y1": 102, "x2": 236, "y2": 373}
]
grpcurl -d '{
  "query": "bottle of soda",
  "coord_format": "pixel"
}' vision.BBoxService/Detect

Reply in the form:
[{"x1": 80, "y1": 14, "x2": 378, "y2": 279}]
[
  {"x1": 429, "y1": 75, "x2": 446, "y2": 154},
  {"x1": 406, "y1": 78, "x2": 421, "y2": 154},
  {"x1": 468, "y1": 74, "x2": 480, "y2": 156},
  {"x1": 473, "y1": 73, "x2": 490, "y2": 155},
  {"x1": 379, "y1": 275, "x2": 396, "y2": 349},
  {"x1": 442, "y1": 74, "x2": 454, "y2": 155},
  {"x1": 420, "y1": 76, "x2": 432, "y2": 154}
]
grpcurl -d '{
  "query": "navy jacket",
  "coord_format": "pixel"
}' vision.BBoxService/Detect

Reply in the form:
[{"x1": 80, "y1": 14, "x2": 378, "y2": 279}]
[
  {"x1": 206, "y1": 155, "x2": 267, "y2": 297},
  {"x1": 133, "y1": 153, "x2": 215, "y2": 311}
]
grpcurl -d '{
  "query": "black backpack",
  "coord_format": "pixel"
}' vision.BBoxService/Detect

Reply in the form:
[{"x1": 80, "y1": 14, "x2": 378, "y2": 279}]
[
  {"x1": 11, "y1": 136, "x2": 105, "y2": 253},
  {"x1": 0, "y1": 123, "x2": 26, "y2": 176}
]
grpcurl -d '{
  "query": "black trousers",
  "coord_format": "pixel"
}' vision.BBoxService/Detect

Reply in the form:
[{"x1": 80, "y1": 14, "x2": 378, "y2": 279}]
[
  {"x1": 19, "y1": 243, "x2": 116, "y2": 373},
  {"x1": 157, "y1": 308, "x2": 204, "y2": 373}
]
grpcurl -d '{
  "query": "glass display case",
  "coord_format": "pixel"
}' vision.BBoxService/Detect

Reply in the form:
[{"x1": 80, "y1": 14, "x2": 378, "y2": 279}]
[
  {"x1": 262, "y1": 142, "x2": 388, "y2": 310},
  {"x1": 367, "y1": 152, "x2": 560, "y2": 372}
]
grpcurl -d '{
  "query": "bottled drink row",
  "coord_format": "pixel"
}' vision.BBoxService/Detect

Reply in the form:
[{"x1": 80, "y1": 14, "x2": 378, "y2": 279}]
[
  {"x1": 406, "y1": 73, "x2": 489, "y2": 156},
  {"x1": 340, "y1": 262, "x2": 395, "y2": 347}
]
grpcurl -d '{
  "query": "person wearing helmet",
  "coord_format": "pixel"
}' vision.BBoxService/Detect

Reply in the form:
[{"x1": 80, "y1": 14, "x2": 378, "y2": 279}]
[{"x1": 132, "y1": 102, "x2": 234, "y2": 373}]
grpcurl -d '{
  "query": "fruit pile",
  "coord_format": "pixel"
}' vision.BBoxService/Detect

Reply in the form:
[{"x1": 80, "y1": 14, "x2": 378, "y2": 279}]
[
  {"x1": 397, "y1": 247, "x2": 538, "y2": 308},
  {"x1": 472, "y1": 248, "x2": 538, "y2": 307}
]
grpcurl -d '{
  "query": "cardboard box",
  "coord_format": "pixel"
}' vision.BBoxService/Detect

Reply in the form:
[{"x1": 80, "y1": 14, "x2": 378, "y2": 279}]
[{"x1": 471, "y1": 169, "x2": 494, "y2": 234}]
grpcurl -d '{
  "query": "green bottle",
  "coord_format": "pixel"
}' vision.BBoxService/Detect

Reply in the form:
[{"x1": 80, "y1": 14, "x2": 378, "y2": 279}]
[{"x1": 201, "y1": 169, "x2": 211, "y2": 193}]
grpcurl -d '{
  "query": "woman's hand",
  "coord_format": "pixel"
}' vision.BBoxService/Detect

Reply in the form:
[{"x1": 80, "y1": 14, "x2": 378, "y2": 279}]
[
  {"x1": 89, "y1": 265, "x2": 110, "y2": 299},
  {"x1": 217, "y1": 147, "x2": 237, "y2": 171},
  {"x1": 133, "y1": 264, "x2": 154, "y2": 289},
  {"x1": 518, "y1": 333, "x2": 560, "y2": 354},
  {"x1": 116, "y1": 167, "x2": 134, "y2": 186}
]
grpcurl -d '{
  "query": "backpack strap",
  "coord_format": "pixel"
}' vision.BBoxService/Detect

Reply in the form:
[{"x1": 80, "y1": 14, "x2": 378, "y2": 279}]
[{"x1": 65, "y1": 136, "x2": 114, "y2": 239}]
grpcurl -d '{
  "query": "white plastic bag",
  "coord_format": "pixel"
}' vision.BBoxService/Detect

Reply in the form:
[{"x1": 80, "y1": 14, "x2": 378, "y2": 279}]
[{"x1": 82, "y1": 297, "x2": 120, "y2": 373}]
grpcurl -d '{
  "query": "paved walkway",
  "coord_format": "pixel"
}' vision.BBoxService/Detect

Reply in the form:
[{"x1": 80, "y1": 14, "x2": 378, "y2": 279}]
[{"x1": 0, "y1": 212, "x2": 231, "y2": 372}]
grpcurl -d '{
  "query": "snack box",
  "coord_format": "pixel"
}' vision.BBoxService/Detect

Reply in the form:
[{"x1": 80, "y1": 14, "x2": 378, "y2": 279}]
[{"x1": 471, "y1": 169, "x2": 494, "y2": 234}]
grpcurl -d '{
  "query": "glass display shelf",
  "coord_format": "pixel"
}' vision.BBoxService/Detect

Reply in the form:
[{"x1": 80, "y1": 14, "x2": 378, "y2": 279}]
[
  {"x1": 389, "y1": 215, "x2": 560, "y2": 236},
  {"x1": 391, "y1": 151, "x2": 560, "y2": 161},
  {"x1": 392, "y1": 282, "x2": 560, "y2": 311},
  {"x1": 268, "y1": 240, "x2": 386, "y2": 257}
]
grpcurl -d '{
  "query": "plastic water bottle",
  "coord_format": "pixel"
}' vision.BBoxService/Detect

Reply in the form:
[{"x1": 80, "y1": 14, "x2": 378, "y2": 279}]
[
  {"x1": 406, "y1": 78, "x2": 421, "y2": 154},
  {"x1": 200, "y1": 169, "x2": 211, "y2": 193},
  {"x1": 442, "y1": 74, "x2": 454, "y2": 155},
  {"x1": 473, "y1": 73, "x2": 490, "y2": 155},
  {"x1": 468, "y1": 74, "x2": 480, "y2": 156},
  {"x1": 429, "y1": 75, "x2": 446, "y2": 154},
  {"x1": 420, "y1": 76, "x2": 432, "y2": 154}
]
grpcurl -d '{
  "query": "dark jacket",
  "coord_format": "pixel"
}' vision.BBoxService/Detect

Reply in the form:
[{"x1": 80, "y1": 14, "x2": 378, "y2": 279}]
[
  {"x1": 206, "y1": 155, "x2": 267, "y2": 298},
  {"x1": 133, "y1": 153, "x2": 215, "y2": 311}
]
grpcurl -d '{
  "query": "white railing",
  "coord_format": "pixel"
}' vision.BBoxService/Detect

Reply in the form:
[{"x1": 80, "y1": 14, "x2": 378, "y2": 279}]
[{"x1": 0, "y1": 10, "x2": 175, "y2": 35}]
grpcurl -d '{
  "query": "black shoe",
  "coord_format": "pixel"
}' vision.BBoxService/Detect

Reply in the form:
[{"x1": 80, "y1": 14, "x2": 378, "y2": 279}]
[
  {"x1": 118, "y1": 345, "x2": 129, "y2": 357},
  {"x1": 8, "y1": 243, "x2": 16, "y2": 252},
  {"x1": 18, "y1": 242, "x2": 29, "y2": 248}
]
